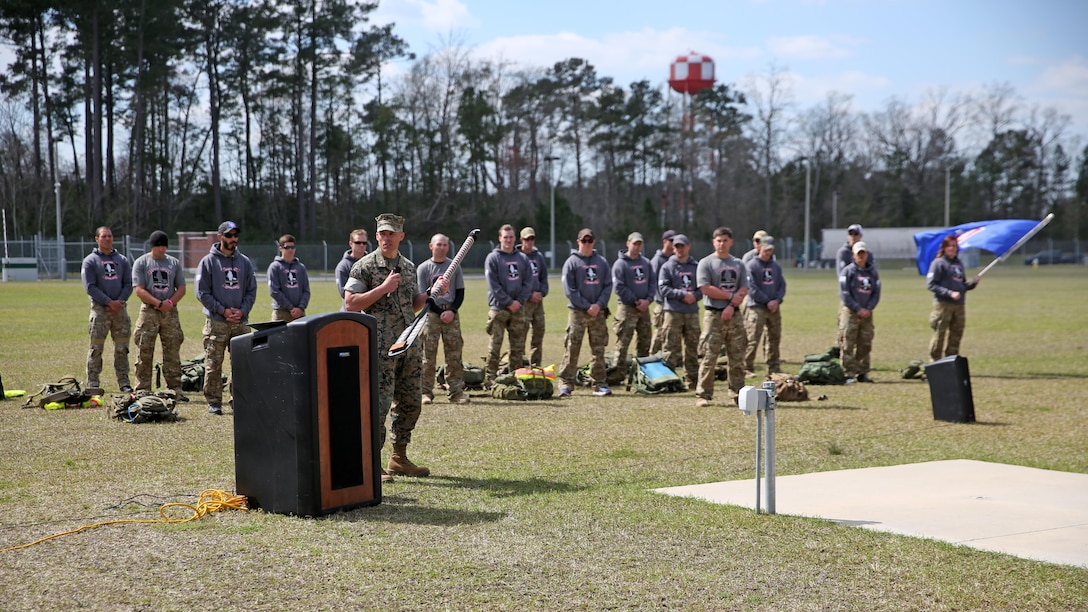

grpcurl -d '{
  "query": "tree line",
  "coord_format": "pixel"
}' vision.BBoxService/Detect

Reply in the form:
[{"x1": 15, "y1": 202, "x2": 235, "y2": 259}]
[{"x1": 1, "y1": 0, "x2": 1085, "y2": 251}]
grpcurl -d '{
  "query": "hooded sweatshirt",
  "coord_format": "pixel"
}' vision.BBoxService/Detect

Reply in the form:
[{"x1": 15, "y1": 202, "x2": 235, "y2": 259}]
[
  {"x1": 612, "y1": 249, "x2": 655, "y2": 305},
  {"x1": 484, "y1": 247, "x2": 532, "y2": 310},
  {"x1": 562, "y1": 249, "x2": 613, "y2": 311},
  {"x1": 196, "y1": 242, "x2": 258, "y2": 322},
  {"x1": 81, "y1": 248, "x2": 133, "y2": 306},
  {"x1": 267, "y1": 255, "x2": 310, "y2": 311},
  {"x1": 335, "y1": 249, "x2": 360, "y2": 299}
]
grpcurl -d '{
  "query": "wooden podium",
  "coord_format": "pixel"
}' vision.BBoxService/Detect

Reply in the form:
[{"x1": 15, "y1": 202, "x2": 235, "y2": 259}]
[{"x1": 232, "y1": 312, "x2": 381, "y2": 515}]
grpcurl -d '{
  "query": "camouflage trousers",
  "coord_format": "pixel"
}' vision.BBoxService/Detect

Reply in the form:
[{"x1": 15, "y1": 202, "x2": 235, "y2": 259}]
[
  {"x1": 87, "y1": 304, "x2": 131, "y2": 389},
  {"x1": 612, "y1": 304, "x2": 652, "y2": 378},
  {"x1": 377, "y1": 345, "x2": 423, "y2": 446},
  {"x1": 697, "y1": 308, "x2": 747, "y2": 400},
  {"x1": 661, "y1": 310, "x2": 701, "y2": 387},
  {"x1": 202, "y1": 318, "x2": 251, "y2": 404},
  {"x1": 421, "y1": 311, "x2": 465, "y2": 397},
  {"x1": 929, "y1": 302, "x2": 966, "y2": 361},
  {"x1": 133, "y1": 305, "x2": 185, "y2": 391},
  {"x1": 840, "y1": 305, "x2": 875, "y2": 378},
  {"x1": 650, "y1": 302, "x2": 666, "y2": 354},
  {"x1": 744, "y1": 305, "x2": 782, "y2": 373},
  {"x1": 523, "y1": 300, "x2": 546, "y2": 366},
  {"x1": 558, "y1": 309, "x2": 610, "y2": 389},
  {"x1": 271, "y1": 309, "x2": 302, "y2": 322},
  {"x1": 485, "y1": 308, "x2": 527, "y2": 380}
]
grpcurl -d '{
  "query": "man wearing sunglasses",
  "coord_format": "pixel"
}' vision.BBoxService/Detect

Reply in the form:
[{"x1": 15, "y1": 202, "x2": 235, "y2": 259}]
[
  {"x1": 268, "y1": 234, "x2": 310, "y2": 322},
  {"x1": 557, "y1": 228, "x2": 614, "y2": 397},
  {"x1": 335, "y1": 229, "x2": 368, "y2": 306},
  {"x1": 519, "y1": 227, "x2": 549, "y2": 367},
  {"x1": 196, "y1": 221, "x2": 257, "y2": 415},
  {"x1": 658, "y1": 234, "x2": 702, "y2": 390}
]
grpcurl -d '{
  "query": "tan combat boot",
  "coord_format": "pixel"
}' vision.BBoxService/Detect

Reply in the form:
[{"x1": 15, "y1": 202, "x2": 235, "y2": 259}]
[
  {"x1": 381, "y1": 469, "x2": 395, "y2": 483},
  {"x1": 387, "y1": 443, "x2": 430, "y2": 477}
]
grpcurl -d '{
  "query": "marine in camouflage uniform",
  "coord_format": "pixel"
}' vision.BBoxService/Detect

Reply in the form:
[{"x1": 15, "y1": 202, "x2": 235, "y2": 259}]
[
  {"x1": 744, "y1": 236, "x2": 787, "y2": 375},
  {"x1": 649, "y1": 229, "x2": 677, "y2": 355},
  {"x1": 417, "y1": 234, "x2": 468, "y2": 404},
  {"x1": 132, "y1": 230, "x2": 187, "y2": 394},
  {"x1": 519, "y1": 227, "x2": 549, "y2": 366},
  {"x1": 695, "y1": 227, "x2": 749, "y2": 404},
  {"x1": 926, "y1": 235, "x2": 978, "y2": 361},
  {"x1": 839, "y1": 242, "x2": 881, "y2": 381},
  {"x1": 344, "y1": 214, "x2": 442, "y2": 479},
  {"x1": 195, "y1": 221, "x2": 257, "y2": 414},
  {"x1": 557, "y1": 228, "x2": 613, "y2": 395},
  {"x1": 657, "y1": 234, "x2": 702, "y2": 388},
  {"x1": 81, "y1": 226, "x2": 133, "y2": 390},
  {"x1": 611, "y1": 232, "x2": 655, "y2": 380},
  {"x1": 483, "y1": 224, "x2": 533, "y2": 384}
]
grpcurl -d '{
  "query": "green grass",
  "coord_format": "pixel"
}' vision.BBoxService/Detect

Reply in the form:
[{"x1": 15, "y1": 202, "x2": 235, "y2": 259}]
[{"x1": 1, "y1": 264, "x2": 1087, "y2": 610}]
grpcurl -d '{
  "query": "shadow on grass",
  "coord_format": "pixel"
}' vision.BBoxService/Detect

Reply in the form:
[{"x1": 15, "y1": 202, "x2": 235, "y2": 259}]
[
  {"x1": 972, "y1": 373, "x2": 1088, "y2": 381},
  {"x1": 413, "y1": 474, "x2": 583, "y2": 498},
  {"x1": 333, "y1": 496, "x2": 508, "y2": 526}
]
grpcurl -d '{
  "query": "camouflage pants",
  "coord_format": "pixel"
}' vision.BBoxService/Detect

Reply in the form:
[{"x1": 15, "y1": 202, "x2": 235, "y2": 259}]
[
  {"x1": 744, "y1": 306, "x2": 782, "y2": 373},
  {"x1": 662, "y1": 311, "x2": 701, "y2": 387},
  {"x1": 271, "y1": 309, "x2": 301, "y2": 322},
  {"x1": 650, "y1": 302, "x2": 666, "y2": 354},
  {"x1": 929, "y1": 302, "x2": 966, "y2": 361},
  {"x1": 697, "y1": 309, "x2": 747, "y2": 399},
  {"x1": 840, "y1": 305, "x2": 875, "y2": 378},
  {"x1": 612, "y1": 304, "x2": 652, "y2": 378},
  {"x1": 87, "y1": 304, "x2": 131, "y2": 388},
  {"x1": 421, "y1": 311, "x2": 465, "y2": 397},
  {"x1": 485, "y1": 308, "x2": 527, "y2": 380},
  {"x1": 133, "y1": 305, "x2": 185, "y2": 391},
  {"x1": 558, "y1": 309, "x2": 610, "y2": 389},
  {"x1": 202, "y1": 318, "x2": 251, "y2": 404},
  {"x1": 523, "y1": 300, "x2": 546, "y2": 366},
  {"x1": 377, "y1": 345, "x2": 423, "y2": 446}
]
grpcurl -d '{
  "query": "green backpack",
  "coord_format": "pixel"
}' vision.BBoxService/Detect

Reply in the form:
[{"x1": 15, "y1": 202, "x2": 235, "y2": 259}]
[
  {"x1": 899, "y1": 360, "x2": 926, "y2": 380},
  {"x1": 437, "y1": 363, "x2": 487, "y2": 390},
  {"x1": 796, "y1": 348, "x2": 847, "y2": 386},
  {"x1": 490, "y1": 372, "x2": 554, "y2": 401},
  {"x1": 110, "y1": 390, "x2": 179, "y2": 423},
  {"x1": 626, "y1": 355, "x2": 685, "y2": 394},
  {"x1": 156, "y1": 356, "x2": 224, "y2": 392},
  {"x1": 576, "y1": 356, "x2": 626, "y2": 388}
]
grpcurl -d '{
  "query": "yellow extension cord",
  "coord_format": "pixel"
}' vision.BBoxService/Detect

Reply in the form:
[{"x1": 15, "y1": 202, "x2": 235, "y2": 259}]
[{"x1": 0, "y1": 489, "x2": 248, "y2": 553}]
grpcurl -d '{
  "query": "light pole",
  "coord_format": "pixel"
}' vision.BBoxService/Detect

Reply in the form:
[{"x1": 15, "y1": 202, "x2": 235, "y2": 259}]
[
  {"x1": 54, "y1": 135, "x2": 65, "y2": 280},
  {"x1": 803, "y1": 158, "x2": 811, "y2": 269},
  {"x1": 545, "y1": 155, "x2": 560, "y2": 269}
]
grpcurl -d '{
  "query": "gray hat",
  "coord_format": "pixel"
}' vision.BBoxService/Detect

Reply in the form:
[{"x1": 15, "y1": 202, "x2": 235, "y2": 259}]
[
  {"x1": 662, "y1": 229, "x2": 677, "y2": 242},
  {"x1": 217, "y1": 221, "x2": 239, "y2": 235},
  {"x1": 672, "y1": 234, "x2": 690, "y2": 247},
  {"x1": 848, "y1": 224, "x2": 863, "y2": 235}
]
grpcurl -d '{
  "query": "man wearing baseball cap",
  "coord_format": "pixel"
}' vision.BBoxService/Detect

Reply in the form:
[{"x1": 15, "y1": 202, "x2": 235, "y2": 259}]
[
  {"x1": 611, "y1": 231, "x2": 655, "y2": 379},
  {"x1": 744, "y1": 235, "x2": 787, "y2": 376},
  {"x1": 519, "y1": 226, "x2": 549, "y2": 366},
  {"x1": 649, "y1": 229, "x2": 677, "y2": 354},
  {"x1": 742, "y1": 229, "x2": 769, "y2": 263},
  {"x1": 196, "y1": 220, "x2": 257, "y2": 415},
  {"x1": 557, "y1": 228, "x2": 614, "y2": 397},
  {"x1": 132, "y1": 230, "x2": 187, "y2": 398},
  {"x1": 837, "y1": 224, "x2": 874, "y2": 354},
  {"x1": 839, "y1": 241, "x2": 880, "y2": 383},
  {"x1": 658, "y1": 233, "x2": 702, "y2": 389}
]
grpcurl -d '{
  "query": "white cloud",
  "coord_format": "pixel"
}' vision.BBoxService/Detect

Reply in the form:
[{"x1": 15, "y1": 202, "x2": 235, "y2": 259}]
[
  {"x1": 766, "y1": 35, "x2": 861, "y2": 60},
  {"x1": 372, "y1": 0, "x2": 479, "y2": 32},
  {"x1": 1036, "y1": 54, "x2": 1088, "y2": 97}
]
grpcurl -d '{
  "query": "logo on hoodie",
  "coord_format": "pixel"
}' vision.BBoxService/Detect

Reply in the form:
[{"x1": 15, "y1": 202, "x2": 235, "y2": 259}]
[
  {"x1": 584, "y1": 265, "x2": 600, "y2": 284},
  {"x1": 286, "y1": 270, "x2": 298, "y2": 288},
  {"x1": 223, "y1": 267, "x2": 240, "y2": 289},
  {"x1": 102, "y1": 261, "x2": 118, "y2": 280},
  {"x1": 633, "y1": 265, "x2": 646, "y2": 284}
]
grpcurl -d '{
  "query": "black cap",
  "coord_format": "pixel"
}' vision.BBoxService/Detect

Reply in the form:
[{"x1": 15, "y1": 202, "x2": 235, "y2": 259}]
[
  {"x1": 149, "y1": 231, "x2": 169, "y2": 247},
  {"x1": 662, "y1": 229, "x2": 677, "y2": 241}
]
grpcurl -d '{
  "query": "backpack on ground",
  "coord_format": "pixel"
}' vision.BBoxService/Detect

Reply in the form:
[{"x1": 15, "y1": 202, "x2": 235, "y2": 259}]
[
  {"x1": 157, "y1": 356, "x2": 223, "y2": 392},
  {"x1": 22, "y1": 376, "x2": 102, "y2": 409},
  {"x1": 437, "y1": 363, "x2": 487, "y2": 390},
  {"x1": 491, "y1": 366, "x2": 555, "y2": 401},
  {"x1": 576, "y1": 356, "x2": 626, "y2": 388},
  {"x1": 899, "y1": 360, "x2": 926, "y2": 380},
  {"x1": 626, "y1": 355, "x2": 685, "y2": 395},
  {"x1": 766, "y1": 372, "x2": 809, "y2": 402},
  {"x1": 110, "y1": 390, "x2": 179, "y2": 423},
  {"x1": 796, "y1": 348, "x2": 847, "y2": 386}
]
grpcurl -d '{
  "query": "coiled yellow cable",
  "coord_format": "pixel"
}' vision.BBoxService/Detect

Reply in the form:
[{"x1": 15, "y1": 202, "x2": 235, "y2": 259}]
[{"x1": 0, "y1": 489, "x2": 248, "y2": 553}]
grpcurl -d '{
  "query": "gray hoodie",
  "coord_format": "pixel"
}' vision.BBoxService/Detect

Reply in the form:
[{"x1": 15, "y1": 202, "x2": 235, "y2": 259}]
[
  {"x1": 196, "y1": 242, "x2": 258, "y2": 322},
  {"x1": 562, "y1": 249, "x2": 613, "y2": 311}
]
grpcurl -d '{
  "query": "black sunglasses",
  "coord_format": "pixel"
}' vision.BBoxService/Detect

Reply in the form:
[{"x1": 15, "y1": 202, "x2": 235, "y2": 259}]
[
  {"x1": 580, "y1": 237, "x2": 595, "y2": 244},
  {"x1": 352, "y1": 240, "x2": 367, "y2": 245},
  {"x1": 223, "y1": 232, "x2": 239, "y2": 239},
  {"x1": 281, "y1": 244, "x2": 296, "y2": 249}
]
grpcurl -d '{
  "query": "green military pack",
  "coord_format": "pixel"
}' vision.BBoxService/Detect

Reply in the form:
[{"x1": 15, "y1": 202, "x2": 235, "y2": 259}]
[
  {"x1": 110, "y1": 390, "x2": 179, "y2": 423},
  {"x1": 22, "y1": 376, "x2": 102, "y2": 409},
  {"x1": 156, "y1": 356, "x2": 224, "y2": 392},
  {"x1": 575, "y1": 356, "x2": 627, "y2": 388},
  {"x1": 899, "y1": 360, "x2": 926, "y2": 380},
  {"x1": 626, "y1": 355, "x2": 685, "y2": 394},
  {"x1": 436, "y1": 362, "x2": 487, "y2": 390},
  {"x1": 796, "y1": 347, "x2": 847, "y2": 386},
  {"x1": 490, "y1": 370, "x2": 554, "y2": 401}
]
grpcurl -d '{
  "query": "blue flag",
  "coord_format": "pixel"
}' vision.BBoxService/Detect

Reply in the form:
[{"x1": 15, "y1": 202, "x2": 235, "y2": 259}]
[{"x1": 913, "y1": 219, "x2": 1041, "y2": 275}]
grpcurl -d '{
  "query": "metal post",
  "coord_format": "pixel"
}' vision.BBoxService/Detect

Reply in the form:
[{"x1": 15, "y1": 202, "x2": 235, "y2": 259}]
[
  {"x1": 832, "y1": 190, "x2": 838, "y2": 231},
  {"x1": 546, "y1": 156, "x2": 559, "y2": 269},
  {"x1": 803, "y1": 159, "x2": 811, "y2": 269},
  {"x1": 945, "y1": 167, "x2": 951, "y2": 226},
  {"x1": 755, "y1": 408, "x2": 763, "y2": 514},
  {"x1": 762, "y1": 381, "x2": 777, "y2": 515},
  {"x1": 54, "y1": 138, "x2": 66, "y2": 280}
]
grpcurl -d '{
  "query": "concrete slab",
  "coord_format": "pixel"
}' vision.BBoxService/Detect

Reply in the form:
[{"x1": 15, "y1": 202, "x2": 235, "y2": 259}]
[{"x1": 656, "y1": 459, "x2": 1088, "y2": 568}]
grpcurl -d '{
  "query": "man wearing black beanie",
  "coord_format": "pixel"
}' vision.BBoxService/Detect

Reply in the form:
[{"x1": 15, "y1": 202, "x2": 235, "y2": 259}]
[{"x1": 132, "y1": 230, "x2": 188, "y2": 399}]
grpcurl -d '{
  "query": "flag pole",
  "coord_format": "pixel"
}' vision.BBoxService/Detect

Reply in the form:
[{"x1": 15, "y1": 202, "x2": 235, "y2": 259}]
[{"x1": 975, "y1": 213, "x2": 1054, "y2": 280}]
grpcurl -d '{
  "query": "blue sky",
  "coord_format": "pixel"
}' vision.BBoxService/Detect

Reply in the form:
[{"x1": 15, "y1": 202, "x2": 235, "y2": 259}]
[{"x1": 372, "y1": 0, "x2": 1088, "y2": 145}]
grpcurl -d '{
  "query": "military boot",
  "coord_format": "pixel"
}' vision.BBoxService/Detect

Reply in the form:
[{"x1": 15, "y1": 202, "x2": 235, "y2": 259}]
[
  {"x1": 387, "y1": 443, "x2": 430, "y2": 477},
  {"x1": 381, "y1": 469, "x2": 395, "y2": 484}
]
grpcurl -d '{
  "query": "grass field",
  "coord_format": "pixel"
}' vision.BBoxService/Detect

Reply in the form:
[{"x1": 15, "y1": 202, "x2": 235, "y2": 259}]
[{"x1": 1, "y1": 264, "x2": 1087, "y2": 610}]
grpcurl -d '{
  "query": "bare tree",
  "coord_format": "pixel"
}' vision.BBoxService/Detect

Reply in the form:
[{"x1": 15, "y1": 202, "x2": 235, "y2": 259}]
[{"x1": 744, "y1": 61, "x2": 794, "y2": 229}]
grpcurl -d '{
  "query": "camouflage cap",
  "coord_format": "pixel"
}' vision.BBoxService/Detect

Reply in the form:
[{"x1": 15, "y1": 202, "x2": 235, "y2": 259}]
[{"x1": 376, "y1": 213, "x2": 405, "y2": 233}]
